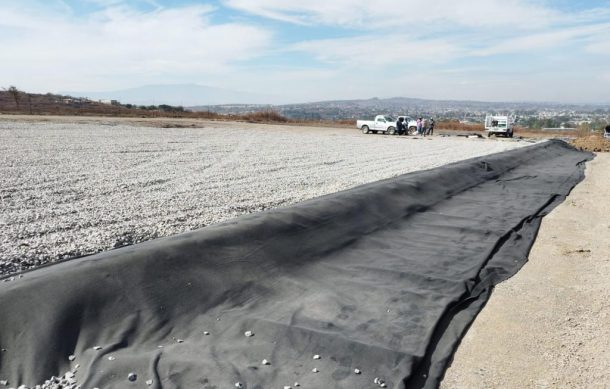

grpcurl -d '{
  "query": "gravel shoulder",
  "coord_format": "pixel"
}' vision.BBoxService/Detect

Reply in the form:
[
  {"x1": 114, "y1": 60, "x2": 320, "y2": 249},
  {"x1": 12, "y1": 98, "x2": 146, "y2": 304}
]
[
  {"x1": 441, "y1": 153, "x2": 610, "y2": 388},
  {"x1": 0, "y1": 119, "x2": 530, "y2": 276}
]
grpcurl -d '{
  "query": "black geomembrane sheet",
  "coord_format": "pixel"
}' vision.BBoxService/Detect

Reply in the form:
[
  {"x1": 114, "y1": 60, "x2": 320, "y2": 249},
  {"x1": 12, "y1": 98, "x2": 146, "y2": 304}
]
[{"x1": 0, "y1": 140, "x2": 593, "y2": 388}]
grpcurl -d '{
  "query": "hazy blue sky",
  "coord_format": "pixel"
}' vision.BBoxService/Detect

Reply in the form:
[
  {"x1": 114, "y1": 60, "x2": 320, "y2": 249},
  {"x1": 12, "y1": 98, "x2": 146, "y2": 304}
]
[{"x1": 1, "y1": 0, "x2": 610, "y2": 103}]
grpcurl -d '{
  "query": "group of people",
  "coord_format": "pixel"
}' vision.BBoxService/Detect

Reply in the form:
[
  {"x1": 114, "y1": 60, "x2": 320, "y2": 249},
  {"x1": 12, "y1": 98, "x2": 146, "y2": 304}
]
[{"x1": 396, "y1": 117, "x2": 435, "y2": 136}]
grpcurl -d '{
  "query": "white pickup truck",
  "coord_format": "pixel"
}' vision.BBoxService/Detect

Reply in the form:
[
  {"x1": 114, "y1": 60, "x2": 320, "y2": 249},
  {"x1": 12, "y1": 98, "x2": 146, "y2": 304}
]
[
  {"x1": 484, "y1": 115, "x2": 514, "y2": 138},
  {"x1": 357, "y1": 115, "x2": 418, "y2": 135}
]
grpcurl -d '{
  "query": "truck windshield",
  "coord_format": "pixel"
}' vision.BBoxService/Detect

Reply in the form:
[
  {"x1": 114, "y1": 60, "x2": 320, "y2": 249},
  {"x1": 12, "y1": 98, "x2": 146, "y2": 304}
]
[{"x1": 385, "y1": 116, "x2": 396, "y2": 122}]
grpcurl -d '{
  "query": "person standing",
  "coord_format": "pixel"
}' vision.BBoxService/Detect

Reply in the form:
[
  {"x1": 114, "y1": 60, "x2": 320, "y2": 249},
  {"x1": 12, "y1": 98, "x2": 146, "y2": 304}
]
[
  {"x1": 427, "y1": 118, "x2": 435, "y2": 136},
  {"x1": 416, "y1": 117, "x2": 422, "y2": 135},
  {"x1": 396, "y1": 117, "x2": 405, "y2": 135},
  {"x1": 422, "y1": 118, "x2": 429, "y2": 137}
]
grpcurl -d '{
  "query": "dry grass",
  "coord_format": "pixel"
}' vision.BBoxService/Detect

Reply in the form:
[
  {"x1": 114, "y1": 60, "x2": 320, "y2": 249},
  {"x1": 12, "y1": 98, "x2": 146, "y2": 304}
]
[
  {"x1": 241, "y1": 110, "x2": 289, "y2": 123},
  {"x1": 436, "y1": 120, "x2": 580, "y2": 139},
  {"x1": 514, "y1": 128, "x2": 577, "y2": 138},
  {"x1": 570, "y1": 134, "x2": 610, "y2": 152},
  {"x1": 437, "y1": 120, "x2": 484, "y2": 132}
]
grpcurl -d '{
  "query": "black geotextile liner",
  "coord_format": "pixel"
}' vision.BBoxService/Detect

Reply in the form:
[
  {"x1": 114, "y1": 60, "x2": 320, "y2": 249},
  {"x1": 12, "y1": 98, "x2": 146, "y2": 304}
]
[{"x1": 0, "y1": 140, "x2": 593, "y2": 389}]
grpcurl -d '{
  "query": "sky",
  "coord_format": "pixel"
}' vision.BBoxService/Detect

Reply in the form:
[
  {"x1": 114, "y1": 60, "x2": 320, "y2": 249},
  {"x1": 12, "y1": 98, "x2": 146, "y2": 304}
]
[{"x1": 1, "y1": 0, "x2": 610, "y2": 104}]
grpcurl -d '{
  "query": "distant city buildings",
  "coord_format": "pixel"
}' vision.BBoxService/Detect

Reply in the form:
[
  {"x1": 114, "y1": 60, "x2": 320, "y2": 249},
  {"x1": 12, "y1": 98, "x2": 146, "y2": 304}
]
[{"x1": 193, "y1": 98, "x2": 609, "y2": 130}]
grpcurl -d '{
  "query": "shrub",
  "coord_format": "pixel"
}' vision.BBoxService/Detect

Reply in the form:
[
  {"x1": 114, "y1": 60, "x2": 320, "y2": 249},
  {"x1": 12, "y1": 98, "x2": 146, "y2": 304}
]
[{"x1": 241, "y1": 110, "x2": 288, "y2": 123}]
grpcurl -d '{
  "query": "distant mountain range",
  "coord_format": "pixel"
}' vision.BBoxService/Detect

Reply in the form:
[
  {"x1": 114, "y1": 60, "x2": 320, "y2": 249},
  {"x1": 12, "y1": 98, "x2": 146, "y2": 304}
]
[
  {"x1": 61, "y1": 84, "x2": 608, "y2": 121},
  {"x1": 273, "y1": 96, "x2": 604, "y2": 111},
  {"x1": 191, "y1": 96, "x2": 609, "y2": 121},
  {"x1": 62, "y1": 84, "x2": 279, "y2": 106}
]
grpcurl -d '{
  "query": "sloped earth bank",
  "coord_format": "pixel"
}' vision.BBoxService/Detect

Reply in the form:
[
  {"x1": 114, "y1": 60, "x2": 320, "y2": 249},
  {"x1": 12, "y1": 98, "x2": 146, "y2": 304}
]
[
  {"x1": 0, "y1": 121, "x2": 530, "y2": 277},
  {"x1": 441, "y1": 153, "x2": 610, "y2": 389},
  {"x1": 0, "y1": 141, "x2": 591, "y2": 389}
]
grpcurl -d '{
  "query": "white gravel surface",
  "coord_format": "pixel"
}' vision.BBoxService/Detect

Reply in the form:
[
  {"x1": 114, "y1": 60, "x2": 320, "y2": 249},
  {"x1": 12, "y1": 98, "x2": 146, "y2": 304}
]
[{"x1": 0, "y1": 120, "x2": 531, "y2": 276}]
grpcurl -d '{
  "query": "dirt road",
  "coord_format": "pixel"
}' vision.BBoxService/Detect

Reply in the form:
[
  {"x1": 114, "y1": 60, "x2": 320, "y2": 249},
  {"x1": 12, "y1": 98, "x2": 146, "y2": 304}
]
[{"x1": 441, "y1": 153, "x2": 610, "y2": 388}]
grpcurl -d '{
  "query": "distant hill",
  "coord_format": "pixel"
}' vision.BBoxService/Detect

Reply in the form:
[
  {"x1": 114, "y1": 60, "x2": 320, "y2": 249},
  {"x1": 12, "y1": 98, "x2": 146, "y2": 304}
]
[
  {"x1": 3, "y1": 87, "x2": 606, "y2": 128},
  {"x1": 192, "y1": 96, "x2": 607, "y2": 121},
  {"x1": 0, "y1": 89, "x2": 288, "y2": 122},
  {"x1": 0, "y1": 90, "x2": 136, "y2": 116},
  {"x1": 62, "y1": 84, "x2": 279, "y2": 106},
  {"x1": 0, "y1": 89, "x2": 208, "y2": 118}
]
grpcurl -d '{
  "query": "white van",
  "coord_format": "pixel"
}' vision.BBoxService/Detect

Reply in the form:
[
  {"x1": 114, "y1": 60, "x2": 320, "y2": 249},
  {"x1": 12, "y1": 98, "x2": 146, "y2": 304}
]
[{"x1": 485, "y1": 115, "x2": 514, "y2": 138}]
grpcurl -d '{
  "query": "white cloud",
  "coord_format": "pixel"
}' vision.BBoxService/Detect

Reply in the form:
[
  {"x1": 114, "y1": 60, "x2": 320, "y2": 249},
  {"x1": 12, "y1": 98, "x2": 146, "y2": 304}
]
[
  {"x1": 287, "y1": 18, "x2": 610, "y2": 68},
  {"x1": 0, "y1": 3, "x2": 273, "y2": 92},
  {"x1": 472, "y1": 24, "x2": 610, "y2": 56},
  {"x1": 1, "y1": 1, "x2": 610, "y2": 103},
  {"x1": 224, "y1": 0, "x2": 560, "y2": 30},
  {"x1": 293, "y1": 35, "x2": 462, "y2": 66},
  {"x1": 83, "y1": 0, "x2": 163, "y2": 10},
  {"x1": 585, "y1": 33, "x2": 610, "y2": 55}
]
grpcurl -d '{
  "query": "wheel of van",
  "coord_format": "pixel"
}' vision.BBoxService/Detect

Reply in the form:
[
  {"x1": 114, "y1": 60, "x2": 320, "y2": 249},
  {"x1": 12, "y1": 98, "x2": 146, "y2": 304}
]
[
  {"x1": 408, "y1": 126, "x2": 417, "y2": 135},
  {"x1": 387, "y1": 126, "x2": 396, "y2": 135},
  {"x1": 487, "y1": 132, "x2": 492, "y2": 138},
  {"x1": 361, "y1": 125, "x2": 369, "y2": 134}
]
